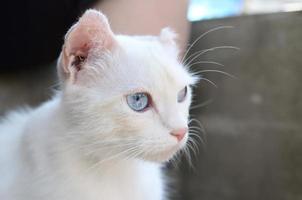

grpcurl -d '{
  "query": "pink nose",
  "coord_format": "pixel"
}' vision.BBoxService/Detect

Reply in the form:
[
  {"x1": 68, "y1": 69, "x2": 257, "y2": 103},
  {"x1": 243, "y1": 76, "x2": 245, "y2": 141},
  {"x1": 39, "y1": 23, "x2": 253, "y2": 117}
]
[{"x1": 171, "y1": 128, "x2": 187, "y2": 141}]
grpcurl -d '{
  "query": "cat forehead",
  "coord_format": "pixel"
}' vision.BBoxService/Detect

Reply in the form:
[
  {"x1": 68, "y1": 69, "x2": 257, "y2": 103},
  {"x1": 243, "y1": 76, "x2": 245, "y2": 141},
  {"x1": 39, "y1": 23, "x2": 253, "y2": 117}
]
[{"x1": 106, "y1": 35, "x2": 194, "y2": 92}]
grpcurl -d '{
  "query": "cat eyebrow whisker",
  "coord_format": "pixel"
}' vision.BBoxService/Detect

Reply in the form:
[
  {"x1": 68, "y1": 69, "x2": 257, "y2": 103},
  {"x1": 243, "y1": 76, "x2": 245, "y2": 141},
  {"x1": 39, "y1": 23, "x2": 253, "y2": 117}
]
[
  {"x1": 193, "y1": 69, "x2": 237, "y2": 79},
  {"x1": 181, "y1": 26, "x2": 234, "y2": 64},
  {"x1": 184, "y1": 46, "x2": 240, "y2": 66}
]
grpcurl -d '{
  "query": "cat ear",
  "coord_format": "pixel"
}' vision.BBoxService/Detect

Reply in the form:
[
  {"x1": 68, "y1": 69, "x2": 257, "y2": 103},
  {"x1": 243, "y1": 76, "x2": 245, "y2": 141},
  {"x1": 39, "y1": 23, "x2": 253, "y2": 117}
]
[
  {"x1": 58, "y1": 9, "x2": 116, "y2": 83},
  {"x1": 159, "y1": 27, "x2": 180, "y2": 58},
  {"x1": 159, "y1": 27, "x2": 177, "y2": 45}
]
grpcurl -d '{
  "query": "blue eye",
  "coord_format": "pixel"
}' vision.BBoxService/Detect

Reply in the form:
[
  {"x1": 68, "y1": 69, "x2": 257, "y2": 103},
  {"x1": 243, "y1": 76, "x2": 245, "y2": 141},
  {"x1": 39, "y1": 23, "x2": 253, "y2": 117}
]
[
  {"x1": 177, "y1": 86, "x2": 187, "y2": 103},
  {"x1": 126, "y1": 93, "x2": 150, "y2": 112}
]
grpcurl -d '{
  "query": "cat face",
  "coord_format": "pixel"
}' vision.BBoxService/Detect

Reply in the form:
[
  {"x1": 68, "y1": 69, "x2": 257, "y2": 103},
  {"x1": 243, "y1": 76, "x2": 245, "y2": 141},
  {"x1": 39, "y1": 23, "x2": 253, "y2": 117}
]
[{"x1": 58, "y1": 10, "x2": 197, "y2": 162}]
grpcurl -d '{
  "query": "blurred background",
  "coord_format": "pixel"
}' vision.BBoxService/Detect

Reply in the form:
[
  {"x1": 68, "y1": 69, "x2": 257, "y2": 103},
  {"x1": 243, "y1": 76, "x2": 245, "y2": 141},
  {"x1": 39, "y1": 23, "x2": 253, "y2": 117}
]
[
  {"x1": 175, "y1": 0, "x2": 302, "y2": 200},
  {"x1": 1, "y1": 0, "x2": 302, "y2": 200}
]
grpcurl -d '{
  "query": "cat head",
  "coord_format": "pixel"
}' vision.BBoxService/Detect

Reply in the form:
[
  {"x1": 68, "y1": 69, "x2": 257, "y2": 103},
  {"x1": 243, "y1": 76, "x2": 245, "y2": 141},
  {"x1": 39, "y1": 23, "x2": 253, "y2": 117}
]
[{"x1": 57, "y1": 10, "x2": 198, "y2": 163}]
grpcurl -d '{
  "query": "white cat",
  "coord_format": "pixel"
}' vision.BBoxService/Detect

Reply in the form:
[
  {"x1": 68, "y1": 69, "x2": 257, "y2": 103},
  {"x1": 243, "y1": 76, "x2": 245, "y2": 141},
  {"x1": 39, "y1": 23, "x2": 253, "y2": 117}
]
[{"x1": 0, "y1": 10, "x2": 197, "y2": 200}]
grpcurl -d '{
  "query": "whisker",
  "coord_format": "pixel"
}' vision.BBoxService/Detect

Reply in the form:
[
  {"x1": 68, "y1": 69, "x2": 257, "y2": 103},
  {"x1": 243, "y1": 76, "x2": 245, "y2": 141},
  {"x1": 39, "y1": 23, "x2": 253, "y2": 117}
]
[
  {"x1": 85, "y1": 145, "x2": 139, "y2": 172},
  {"x1": 200, "y1": 77, "x2": 218, "y2": 88},
  {"x1": 189, "y1": 131, "x2": 206, "y2": 148},
  {"x1": 123, "y1": 148, "x2": 143, "y2": 162},
  {"x1": 183, "y1": 142, "x2": 198, "y2": 171},
  {"x1": 189, "y1": 118, "x2": 205, "y2": 128},
  {"x1": 190, "y1": 99, "x2": 213, "y2": 110},
  {"x1": 189, "y1": 118, "x2": 208, "y2": 145},
  {"x1": 47, "y1": 81, "x2": 61, "y2": 90},
  {"x1": 188, "y1": 61, "x2": 225, "y2": 68},
  {"x1": 193, "y1": 69, "x2": 237, "y2": 79},
  {"x1": 189, "y1": 126, "x2": 204, "y2": 135},
  {"x1": 83, "y1": 142, "x2": 136, "y2": 157},
  {"x1": 188, "y1": 129, "x2": 204, "y2": 140},
  {"x1": 169, "y1": 151, "x2": 181, "y2": 170},
  {"x1": 185, "y1": 46, "x2": 240, "y2": 66},
  {"x1": 187, "y1": 137, "x2": 199, "y2": 156},
  {"x1": 189, "y1": 130, "x2": 205, "y2": 144},
  {"x1": 78, "y1": 139, "x2": 137, "y2": 153},
  {"x1": 181, "y1": 26, "x2": 234, "y2": 63},
  {"x1": 183, "y1": 145, "x2": 194, "y2": 169}
]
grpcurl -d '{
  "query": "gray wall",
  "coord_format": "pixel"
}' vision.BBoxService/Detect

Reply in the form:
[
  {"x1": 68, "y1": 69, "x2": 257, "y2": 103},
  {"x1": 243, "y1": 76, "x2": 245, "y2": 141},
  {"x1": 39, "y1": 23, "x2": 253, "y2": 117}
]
[{"x1": 176, "y1": 11, "x2": 302, "y2": 200}]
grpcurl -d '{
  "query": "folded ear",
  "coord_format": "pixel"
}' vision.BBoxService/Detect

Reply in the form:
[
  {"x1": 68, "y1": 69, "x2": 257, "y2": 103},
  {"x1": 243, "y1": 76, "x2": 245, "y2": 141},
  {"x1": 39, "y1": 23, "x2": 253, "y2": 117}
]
[
  {"x1": 58, "y1": 9, "x2": 116, "y2": 84},
  {"x1": 159, "y1": 27, "x2": 180, "y2": 59}
]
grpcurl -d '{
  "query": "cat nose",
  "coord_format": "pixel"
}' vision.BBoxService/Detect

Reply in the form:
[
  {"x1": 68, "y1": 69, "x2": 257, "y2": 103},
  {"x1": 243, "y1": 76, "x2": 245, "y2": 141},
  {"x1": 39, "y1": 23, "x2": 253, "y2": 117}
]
[{"x1": 170, "y1": 128, "x2": 188, "y2": 142}]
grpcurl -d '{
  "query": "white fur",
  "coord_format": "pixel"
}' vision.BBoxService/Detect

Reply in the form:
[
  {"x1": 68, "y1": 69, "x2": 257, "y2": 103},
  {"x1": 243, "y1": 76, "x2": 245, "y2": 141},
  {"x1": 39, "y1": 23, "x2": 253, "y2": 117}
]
[{"x1": 0, "y1": 10, "x2": 197, "y2": 200}]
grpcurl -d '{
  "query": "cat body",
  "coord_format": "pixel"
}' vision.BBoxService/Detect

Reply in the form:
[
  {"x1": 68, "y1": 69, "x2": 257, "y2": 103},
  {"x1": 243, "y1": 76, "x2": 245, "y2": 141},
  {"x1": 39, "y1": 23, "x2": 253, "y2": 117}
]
[
  {"x1": 0, "y1": 98, "x2": 163, "y2": 200},
  {"x1": 0, "y1": 10, "x2": 196, "y2": 200}
]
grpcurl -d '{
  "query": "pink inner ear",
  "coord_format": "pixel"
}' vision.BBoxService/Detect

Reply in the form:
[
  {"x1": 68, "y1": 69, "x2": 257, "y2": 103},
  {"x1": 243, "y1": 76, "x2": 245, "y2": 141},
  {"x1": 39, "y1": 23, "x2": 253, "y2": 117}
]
[{"x1": 64, "y1": 10, "x2": 116, "y2": 60}]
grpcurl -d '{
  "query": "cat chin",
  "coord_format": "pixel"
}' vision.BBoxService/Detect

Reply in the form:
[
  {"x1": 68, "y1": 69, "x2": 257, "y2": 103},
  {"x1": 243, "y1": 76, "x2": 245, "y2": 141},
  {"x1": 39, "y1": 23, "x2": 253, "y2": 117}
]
[
  {"x1": 140, "y1": 145, "x2": 183, "y2": 163},
  {"x1": 141, "y1": 136, "x2": 189, "y2": 163}
]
